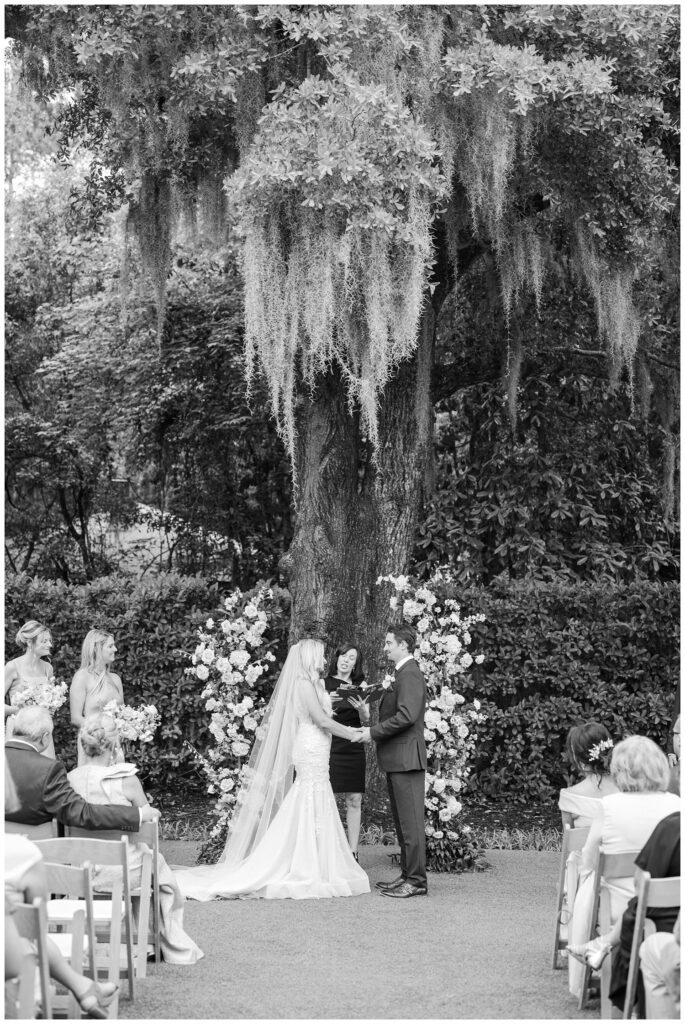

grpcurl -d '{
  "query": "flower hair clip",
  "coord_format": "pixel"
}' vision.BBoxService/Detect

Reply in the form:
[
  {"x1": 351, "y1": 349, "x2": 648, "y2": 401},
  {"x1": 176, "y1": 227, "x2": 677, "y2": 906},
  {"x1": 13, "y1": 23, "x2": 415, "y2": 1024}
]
[{"x1": 587, "y1": 738, "x2": 613, "y2": 762}]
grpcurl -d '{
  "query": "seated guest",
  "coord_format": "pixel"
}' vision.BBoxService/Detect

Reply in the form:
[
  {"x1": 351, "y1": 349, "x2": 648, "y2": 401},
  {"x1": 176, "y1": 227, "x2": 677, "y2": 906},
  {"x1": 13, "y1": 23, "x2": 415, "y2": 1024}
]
[
  {"x1": 559, "y1": 721, "x2": 619, "y2": 827},
  {"x1": 567, "y1": 812, "x2": 680, "y2": 1012},
  {"x1": 5, "y1": 775, "x2": 117, "y2": 1018},
  {"x1": 566, "y1": 736, "x2": 680, "y2": 999},
  {"x1": 5, "y1": 706, "x2": 159, "y2": 832},
  {"x1": 68, "y1": 713, "x2": 203, "y2": 965},
  {"x1": 640, "y1": 911, "x2": 680, "y2": 1019}
]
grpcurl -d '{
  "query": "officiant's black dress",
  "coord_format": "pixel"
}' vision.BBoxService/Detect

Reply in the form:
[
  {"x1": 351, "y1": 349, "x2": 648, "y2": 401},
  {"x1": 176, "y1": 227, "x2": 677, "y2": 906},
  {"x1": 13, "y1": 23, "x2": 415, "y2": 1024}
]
[{"x1": 324, "y1": 676, "x2": 366, "y2": 793}]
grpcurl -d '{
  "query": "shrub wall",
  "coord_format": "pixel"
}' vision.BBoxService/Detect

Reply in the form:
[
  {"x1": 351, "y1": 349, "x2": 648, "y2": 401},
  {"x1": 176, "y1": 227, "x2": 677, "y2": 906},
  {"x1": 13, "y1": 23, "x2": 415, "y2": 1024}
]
[
  {"x1": 5, "y1": 574, "x2": 678, "y2": 805},
  {"x1": 456, "y1": 580, "x2": 679, "y2": 804}
]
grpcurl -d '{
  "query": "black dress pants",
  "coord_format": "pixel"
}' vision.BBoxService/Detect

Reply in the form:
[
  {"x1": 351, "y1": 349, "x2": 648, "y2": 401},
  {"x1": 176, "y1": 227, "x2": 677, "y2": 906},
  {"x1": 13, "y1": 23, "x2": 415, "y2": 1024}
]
[{"x1": 386, "y1": 769, "x2": 426, "y2": 888}]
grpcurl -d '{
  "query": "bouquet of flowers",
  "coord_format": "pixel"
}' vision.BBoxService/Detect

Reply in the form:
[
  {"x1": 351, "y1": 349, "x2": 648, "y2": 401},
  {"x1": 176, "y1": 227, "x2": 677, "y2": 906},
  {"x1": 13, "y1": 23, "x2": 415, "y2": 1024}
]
[
  {"x1": 10, "y1": 677, "x2": 68, "y2": 714},
  {"x1": 102, "y1": 701, "x2": 160, "y2": 743}
]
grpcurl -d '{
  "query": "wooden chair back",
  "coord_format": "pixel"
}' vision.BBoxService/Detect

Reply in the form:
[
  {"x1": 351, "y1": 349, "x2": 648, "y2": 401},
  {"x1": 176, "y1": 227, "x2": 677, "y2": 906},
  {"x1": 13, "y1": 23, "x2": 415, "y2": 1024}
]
[
  {"x1": 622, "y1": 870, "x2": 681, "y2": 1020},
  {"x1": 11, "y1": 898, "x2": 52, "y2": 1019},
  {"x1": 552, "y1": 823, "x2": 590, "y2": 969},
  {"x1": 42, "y1": 860, "x2": 97, "y2": 983},
  {"x1": 4, "y1": 946, "x2": 36, "y2": 1020},
  {"x1": 66, "y1": 821, "x2": 160, "y2": 972},
  {"x1": 35, "y1": 836, "x2": 134, "y2": 1002},
  {"x1": 578, "y1": 847, "x2": 642, "y2": 1012},
  {"x1": 5, "y1": 819, "x2": 58, "y2": 839}
]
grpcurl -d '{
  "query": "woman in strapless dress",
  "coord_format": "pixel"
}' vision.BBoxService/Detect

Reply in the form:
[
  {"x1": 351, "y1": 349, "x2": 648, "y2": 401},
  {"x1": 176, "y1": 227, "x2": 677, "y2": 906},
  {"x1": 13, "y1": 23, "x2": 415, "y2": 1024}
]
[
  {"x1": 4, "y1": 619, "x2": 57, "y2": 759},
  {"x1": 70, "y1": 629, "x2": 125, "y2": 765}
]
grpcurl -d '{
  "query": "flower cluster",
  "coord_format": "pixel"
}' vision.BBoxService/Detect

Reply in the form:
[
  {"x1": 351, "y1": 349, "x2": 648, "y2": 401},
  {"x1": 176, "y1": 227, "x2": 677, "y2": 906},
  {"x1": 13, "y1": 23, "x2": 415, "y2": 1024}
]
[
  {"x1": 587, "y1": 738, "x2": 614, "y2": 763},
  {"x1": 10, "y1": 677, "x2": 68, "y2": 715},
  {"x1": 187, "y1": 585, "x2": 285, "y2": 840},
  {"x1": 102, "y1": 701, "x2": 160, "y2": 744},
  {"x1": 377, "y1": 568, "x2": 487, "y2": 870}
]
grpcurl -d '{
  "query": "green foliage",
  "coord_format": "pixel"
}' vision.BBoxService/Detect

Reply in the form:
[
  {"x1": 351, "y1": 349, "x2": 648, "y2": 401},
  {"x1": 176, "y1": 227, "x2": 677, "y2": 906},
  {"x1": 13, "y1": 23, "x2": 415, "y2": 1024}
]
[
  {"x1": 4, "y1": 571, "x2": 223, "y2": 792},
  {"x1": 415, "y1": 370, "x2": 678, "y2": 585},
  {"x1": 455, "y1": 580, "x2": 679, "y2": 805}
]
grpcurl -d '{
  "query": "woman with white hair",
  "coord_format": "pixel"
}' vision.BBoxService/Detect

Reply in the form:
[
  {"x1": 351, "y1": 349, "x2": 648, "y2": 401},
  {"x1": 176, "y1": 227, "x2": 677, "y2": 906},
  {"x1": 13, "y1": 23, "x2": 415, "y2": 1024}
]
[
  {"x1": 4, "y1": 620, "x2": 57, "y2": 758},
  {"x1": 566, "y1": 735, "x2": 680, "y2": 995},
  {"x1": 175, "y1": 639, "x2": 371, "y2": 901}
]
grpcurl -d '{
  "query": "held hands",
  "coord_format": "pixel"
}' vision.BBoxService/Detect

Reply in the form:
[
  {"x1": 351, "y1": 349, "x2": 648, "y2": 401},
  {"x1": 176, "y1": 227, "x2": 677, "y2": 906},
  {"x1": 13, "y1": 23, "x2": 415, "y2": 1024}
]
[{"x1": 351, "y1": 727, "x2": 372, "y2": 744}]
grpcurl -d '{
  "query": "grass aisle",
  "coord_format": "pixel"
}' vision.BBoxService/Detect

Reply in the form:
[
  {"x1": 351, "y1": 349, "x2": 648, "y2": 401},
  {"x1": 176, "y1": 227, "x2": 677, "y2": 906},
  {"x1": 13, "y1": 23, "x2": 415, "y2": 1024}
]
[{"x1": 119, "y1": 842, "x2": 599, "y2": 1020}]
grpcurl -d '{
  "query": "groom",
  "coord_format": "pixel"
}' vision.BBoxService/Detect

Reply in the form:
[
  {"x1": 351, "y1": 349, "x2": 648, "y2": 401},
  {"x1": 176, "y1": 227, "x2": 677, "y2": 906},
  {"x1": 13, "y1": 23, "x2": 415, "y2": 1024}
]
[{"x1": 360, "y1": 622, "x2": 427, "y2": 898}]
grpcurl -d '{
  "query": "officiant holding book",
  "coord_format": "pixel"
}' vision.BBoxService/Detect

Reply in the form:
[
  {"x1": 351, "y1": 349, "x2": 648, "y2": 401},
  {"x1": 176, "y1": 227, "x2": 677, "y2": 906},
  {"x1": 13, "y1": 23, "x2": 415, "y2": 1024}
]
[{"x1": 325, "y1": 642, "x2": 369, "y2": 861}]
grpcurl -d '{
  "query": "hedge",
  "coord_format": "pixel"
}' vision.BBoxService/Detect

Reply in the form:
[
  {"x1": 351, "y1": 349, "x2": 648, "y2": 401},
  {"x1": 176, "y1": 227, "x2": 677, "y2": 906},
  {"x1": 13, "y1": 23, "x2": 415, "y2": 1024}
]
[
  {"x1": 5, "y1": 573, "x2": 678, "y2": 805},
  {"x1": 456, "y1": 580, "x2": 679, "y2": 803}
]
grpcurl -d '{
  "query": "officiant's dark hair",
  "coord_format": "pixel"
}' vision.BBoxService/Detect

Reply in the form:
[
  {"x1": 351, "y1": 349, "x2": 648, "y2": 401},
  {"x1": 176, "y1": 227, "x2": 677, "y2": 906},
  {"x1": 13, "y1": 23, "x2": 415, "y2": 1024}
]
[
  {"x1": 328, "y1": 643, "x2": 364, "y2": 682},
  {"x1": 387, "y1": 622, "x2": 416, "y2": 651}
]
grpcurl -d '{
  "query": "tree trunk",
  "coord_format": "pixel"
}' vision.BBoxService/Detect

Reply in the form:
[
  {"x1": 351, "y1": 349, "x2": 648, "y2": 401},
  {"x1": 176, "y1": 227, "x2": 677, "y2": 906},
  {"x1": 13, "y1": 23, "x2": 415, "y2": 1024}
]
[{"x1": 279, "y1": 301, "x2": 437, "y2": 819}]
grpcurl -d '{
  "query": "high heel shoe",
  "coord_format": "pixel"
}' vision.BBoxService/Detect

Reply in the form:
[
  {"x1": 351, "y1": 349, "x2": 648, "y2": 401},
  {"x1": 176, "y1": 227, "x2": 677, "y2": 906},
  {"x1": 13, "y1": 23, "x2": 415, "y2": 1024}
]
[{"x1": 567, "y1": 938, "x2": 612, "y2": 970}]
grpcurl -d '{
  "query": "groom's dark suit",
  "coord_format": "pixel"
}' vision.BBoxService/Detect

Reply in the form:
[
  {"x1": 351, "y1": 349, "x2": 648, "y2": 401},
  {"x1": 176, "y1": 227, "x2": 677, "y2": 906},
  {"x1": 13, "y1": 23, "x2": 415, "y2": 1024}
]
[
  {"x1": 370, "y1": 658, "x2": 427, "y2": 887},
  {"x1": 5, "y1": 739, "x2": 140, "y2": 831}
]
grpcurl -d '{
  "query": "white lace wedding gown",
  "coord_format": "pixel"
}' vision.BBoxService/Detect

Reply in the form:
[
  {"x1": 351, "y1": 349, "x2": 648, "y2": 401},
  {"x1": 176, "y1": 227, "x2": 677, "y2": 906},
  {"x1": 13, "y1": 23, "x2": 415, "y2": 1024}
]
[{"x1": 175, "y1": 684, "x2": 370, "y2": 901}]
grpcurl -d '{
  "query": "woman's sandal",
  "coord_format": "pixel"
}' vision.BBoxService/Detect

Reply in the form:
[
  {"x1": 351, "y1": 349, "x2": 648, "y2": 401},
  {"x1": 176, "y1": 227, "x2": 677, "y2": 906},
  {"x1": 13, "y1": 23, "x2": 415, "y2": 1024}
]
[
  {"x1": 567, "y1": 939, "x2": 612, "y2": 970},
  {"x1": 78, "y1": 981, "x2": 119, "y2": 1019}
]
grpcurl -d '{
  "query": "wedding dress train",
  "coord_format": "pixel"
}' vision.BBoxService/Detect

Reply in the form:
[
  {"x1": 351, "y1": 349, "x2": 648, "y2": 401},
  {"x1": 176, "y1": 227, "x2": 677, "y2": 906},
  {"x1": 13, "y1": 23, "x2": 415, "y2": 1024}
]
[{"x1": 175, "y1": 682, "x2": 370, "y2": 901}]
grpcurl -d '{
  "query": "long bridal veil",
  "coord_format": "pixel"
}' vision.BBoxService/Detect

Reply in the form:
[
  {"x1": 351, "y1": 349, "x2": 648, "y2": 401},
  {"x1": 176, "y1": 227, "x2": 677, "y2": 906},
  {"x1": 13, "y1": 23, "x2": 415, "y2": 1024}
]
[{"x1": 218, "y1": 642, "x2": 303, "y2": 867}]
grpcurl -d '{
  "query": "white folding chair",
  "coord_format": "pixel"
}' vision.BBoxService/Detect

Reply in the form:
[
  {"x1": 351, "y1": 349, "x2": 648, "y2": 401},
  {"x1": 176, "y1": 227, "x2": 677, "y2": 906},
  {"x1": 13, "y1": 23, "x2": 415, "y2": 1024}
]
[
  {"x1": 623, "y1": 870, "x2": 681, "y2": 1020},
  {"x1": 552, "y1": 823, "x2": 590, "y2": 969},
  {"x1": 10, "y1": 898, "x2": 52, "y2": 1019},
  {"x1": 5, "y1": 819, "x2": 59, "y2": 839},
  {"x1": 35, "y1": 836, "x2": 134, "y2": 1002},
  {"x1": 4, "y1": 947, "x2": 37, "y2": 1020},
  {"x1": 41, "y1": 861, "x2": 93, "y2": 1019},
  {"x1": 578, "y1": 848, "x2": 641, "y2": 1013},
  {"x1": 66, "y1": 822, "x2": 159, "y2": 975}
]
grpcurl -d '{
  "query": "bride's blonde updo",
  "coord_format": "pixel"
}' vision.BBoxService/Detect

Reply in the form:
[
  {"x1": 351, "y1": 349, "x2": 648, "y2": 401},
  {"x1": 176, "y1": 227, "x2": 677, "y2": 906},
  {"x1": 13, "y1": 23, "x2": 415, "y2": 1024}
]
[
  {"x1": 79, "y1": 712, "x2": 119, "y2": 759},
  {"x1": 297, "y1": 639, "x2": 326, "y2": 686}
]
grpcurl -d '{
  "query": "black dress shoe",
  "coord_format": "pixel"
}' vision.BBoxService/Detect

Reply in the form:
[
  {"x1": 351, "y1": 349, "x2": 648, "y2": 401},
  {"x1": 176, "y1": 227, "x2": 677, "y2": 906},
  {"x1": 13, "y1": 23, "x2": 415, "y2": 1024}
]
[
  {"x1": 375, "y1": 875, "x2": 406, "y2": 891},
  {"x1": 380, "y1": 882, "x2": 427, "y2": 899}
]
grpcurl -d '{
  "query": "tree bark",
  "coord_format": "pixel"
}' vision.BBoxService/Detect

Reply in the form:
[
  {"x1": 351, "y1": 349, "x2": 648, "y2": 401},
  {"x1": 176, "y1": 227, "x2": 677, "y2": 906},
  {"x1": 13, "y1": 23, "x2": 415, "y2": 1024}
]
[{"x1": 280, "y1": 300, "x2": 437, "y2": 817}]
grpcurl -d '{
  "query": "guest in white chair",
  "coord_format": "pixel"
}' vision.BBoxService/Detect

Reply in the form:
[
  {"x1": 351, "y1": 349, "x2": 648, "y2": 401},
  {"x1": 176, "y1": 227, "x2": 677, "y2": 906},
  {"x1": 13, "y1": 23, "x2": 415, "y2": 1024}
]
[
  {"x1": 68, "y1": 713, "x2": 203, "y2": 965},
  {"x1": 566, "y1": 736, "x2": 680, "y2": 998}
]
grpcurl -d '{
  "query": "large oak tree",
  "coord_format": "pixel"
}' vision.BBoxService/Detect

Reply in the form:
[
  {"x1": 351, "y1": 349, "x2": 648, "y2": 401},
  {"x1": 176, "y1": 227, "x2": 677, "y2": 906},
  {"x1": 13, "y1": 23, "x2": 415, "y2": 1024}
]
[{"x1": 6, "y1": 5, "x2": 678, "y2": 680}]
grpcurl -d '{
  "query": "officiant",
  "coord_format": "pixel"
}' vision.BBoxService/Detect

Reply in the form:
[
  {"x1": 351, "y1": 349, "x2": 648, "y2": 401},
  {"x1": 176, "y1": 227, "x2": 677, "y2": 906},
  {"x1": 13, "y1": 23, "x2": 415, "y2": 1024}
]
[{"x1": 325, "y1": 643, "x2": 369, "y2": 861}]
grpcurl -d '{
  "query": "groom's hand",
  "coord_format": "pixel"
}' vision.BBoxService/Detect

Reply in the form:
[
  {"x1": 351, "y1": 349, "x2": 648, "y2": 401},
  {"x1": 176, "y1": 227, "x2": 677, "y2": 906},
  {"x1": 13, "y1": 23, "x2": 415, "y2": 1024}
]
[{"x1": 358, "y1": 727, "x2": 372, "y2": 744}]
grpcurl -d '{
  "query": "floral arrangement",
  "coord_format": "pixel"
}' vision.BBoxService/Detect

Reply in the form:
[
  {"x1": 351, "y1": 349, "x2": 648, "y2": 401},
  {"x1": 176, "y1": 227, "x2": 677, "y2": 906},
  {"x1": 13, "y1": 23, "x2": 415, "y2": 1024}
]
[
  {"x1": 377, "y1": 567, "x2": 488, "y2": 871},
  {"x1": 587, "y1": 738, "x2": 614, "y2": 763},
  {"x1": 185, "y1": 584, "x2": 289, "y2": 850},
  {"x1": 10, "y1": 676, "x2": 68, "y2": 714},
  {"x1": 102, "y1": 701, "x2": 160, "y2": 744}
]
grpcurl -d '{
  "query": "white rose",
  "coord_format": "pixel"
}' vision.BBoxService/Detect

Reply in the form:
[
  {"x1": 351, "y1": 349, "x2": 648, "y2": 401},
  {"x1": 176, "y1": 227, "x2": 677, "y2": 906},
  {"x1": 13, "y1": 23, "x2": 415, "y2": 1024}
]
[
  {"x1": 381, "y1": 674, "x2": 394, "y2": 690},
  {"x1": 433, "y1": 830, "x2": 444, "y2": 839},
  {"x1": 458, "y1": 724, "x2": 469, "y2": 739},
  {"x1": 424, "y1": 709, "x2": 441, "y2": 729},
  {"x1": 425, "y1": 825, "x2": 435, "y2": 837},
  {"x1": 243, "y1": 604, "x2": 258, "y2": 619},
  {"x1": 265, "y1": 651, "x2": 276, "y2": 662},
  {"x1": 460, "y1": 652, "x2": 473, "y2": 669},
  {"x1": 473, "y1": 698, "x2": 481, "y2": 710},
  {"x1": 433, "y1": 778, "x2": 447, "y2": 794},
  {"x1": 206, "y1": 618, "x2": 214, "y2": 629},
  {"x1": 447, "y1": 799, "x2": 462, "y2": 816},
  {"x1": 475, "y1": 654, "x2": 484, "y2": 664},
  {"x1": 232, "y1": 740, "x2": 251, "y2": 758},
  {"x1": 393, "y1": 575, "x2": 409, "y2": 592},
  {"x1": 439, "y1": 808, "x2": 452, "y2": 822},
  {"x1": 417, "y1": 617, "x2": 430, "y2": 633},
  {"x1": 221, "y1": 620, "x2": 232, "y2": 634},
  {"x1": 195, "y1": 664, "x2": 209, "y2": 681},
  {"x1": 230, "y1": 650, "x2": 250, "y2": 669},
  {"x1": 437, "y1": 720, "x2": 449, "y2": 734},
  {"x1": 201, "y1": 648, "x2": 215, "y2": 664},
  {"x1": 243, "y1": 715, "x2": 257, "y2": 731},
  {"x1": 424, "y1": 729, "x2": 436, "y2": 742},
  {"x1": 205, "y1": 697, "x2": 218, "y2": 711},
  {"x1": 215, "y1": 657, "x2": 229, "y2": 674},
  {"x1": 420, "y1": 639, "x2": 431, "y2": 654},
  {"x1": 220, "y1": 778, "x2": 235, "y2": 792}
]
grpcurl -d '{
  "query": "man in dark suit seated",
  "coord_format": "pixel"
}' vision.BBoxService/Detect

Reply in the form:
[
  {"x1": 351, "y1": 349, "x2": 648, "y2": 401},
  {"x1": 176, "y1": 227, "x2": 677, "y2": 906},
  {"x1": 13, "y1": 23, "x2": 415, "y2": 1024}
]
[{"x1": 5, "y1": 706, "x2": 159, "y2": 832}]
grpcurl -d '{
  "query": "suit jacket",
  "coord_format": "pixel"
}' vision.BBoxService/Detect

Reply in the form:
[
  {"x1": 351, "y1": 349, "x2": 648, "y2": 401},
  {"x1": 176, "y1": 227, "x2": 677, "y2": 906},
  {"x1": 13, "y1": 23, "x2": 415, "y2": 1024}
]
[
  {"x1": 5, "y1": 739, "x2": 140, "y2": 832},
  {"x1": 370, "y1": 658, "x2": 427, "y2": 773}
]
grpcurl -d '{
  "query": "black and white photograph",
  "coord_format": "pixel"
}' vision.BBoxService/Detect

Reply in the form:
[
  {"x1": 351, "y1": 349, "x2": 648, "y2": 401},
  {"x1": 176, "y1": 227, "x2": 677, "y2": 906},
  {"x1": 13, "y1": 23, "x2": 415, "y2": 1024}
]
[{"x1": 4, "y1": 3, "x2": 680, "y2": 1020}]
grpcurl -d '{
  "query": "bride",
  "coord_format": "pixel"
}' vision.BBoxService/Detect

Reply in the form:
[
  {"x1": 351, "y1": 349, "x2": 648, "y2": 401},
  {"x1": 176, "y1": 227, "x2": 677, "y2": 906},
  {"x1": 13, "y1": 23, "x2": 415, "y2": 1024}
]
[{"x1": 175, "y1": 639, "x2": 371, "y2": 900}]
